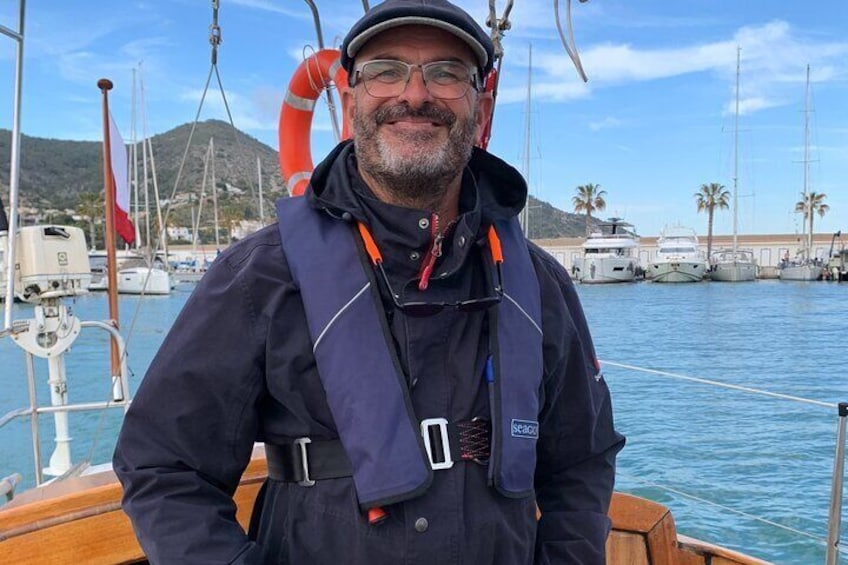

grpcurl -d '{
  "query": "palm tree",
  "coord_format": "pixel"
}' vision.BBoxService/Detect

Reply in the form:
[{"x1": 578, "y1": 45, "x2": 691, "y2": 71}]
[
  {"x1": 694, "y1": 183, "x2": 730, "y2": 260},
  {"x1": 572, "y1": 183, "x2": 607, "y2": 236},
  {"x1": 795, "y1": 191, "x2": 829, "y2": 240},
  {"x1": 76, "y1": 191, "x2": 103, "y2": 250}
]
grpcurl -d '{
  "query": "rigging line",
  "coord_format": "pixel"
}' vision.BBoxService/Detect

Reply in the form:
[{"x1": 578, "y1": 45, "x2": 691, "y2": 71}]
[
  {"x1": 212, "y1": 63, "x2": 263, "y2": 210},
  {"x1": 301, "y1": 0, "x2": 341, "y2": 141},
  {"x1": 601, "y1": 360, "x2": 837, "y2": 409},
  {"x1": 554, "y1": 0, "x2": 588, "y2": 82},
  {"x1": 619, "y1": 473, "x2": 830, "y2": 545},
  {"x1": 155, "y1": 0, "x2": 265, "y2": 263},
  {"x1": 486, "y1": 0, "x2": 513, "y2": 61},
  {"x1": 483, "y1": 0, "x2": 513, "y2": 144}
]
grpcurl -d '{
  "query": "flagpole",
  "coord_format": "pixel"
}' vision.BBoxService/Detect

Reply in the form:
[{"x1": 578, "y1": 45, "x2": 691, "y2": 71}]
[{"x1": 98, "y1": 78, "x2": 122, "y2": 380}]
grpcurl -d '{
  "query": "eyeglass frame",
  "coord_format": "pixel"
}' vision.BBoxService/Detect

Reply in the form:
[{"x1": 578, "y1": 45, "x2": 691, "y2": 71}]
[
  {"x1": 356, "y1": 222, "x2": 504, "y2": 318},
  {"x1": 350, "y1": 58, "x2": 483, "y2": 100}
]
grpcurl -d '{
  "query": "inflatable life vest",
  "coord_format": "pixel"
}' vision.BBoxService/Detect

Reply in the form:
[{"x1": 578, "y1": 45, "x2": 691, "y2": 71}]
[
  {"x1": 276, "y1": 197, "x2": 543, "y2": 508},
  {"x1": 278, "y1": 49, "x2": 350, "y2": 197}
]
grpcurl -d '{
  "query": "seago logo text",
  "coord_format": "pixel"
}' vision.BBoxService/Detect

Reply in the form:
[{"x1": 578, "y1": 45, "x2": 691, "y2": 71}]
[{"x1": 510, "y1": 419, "x2": 539, "y2": 439}]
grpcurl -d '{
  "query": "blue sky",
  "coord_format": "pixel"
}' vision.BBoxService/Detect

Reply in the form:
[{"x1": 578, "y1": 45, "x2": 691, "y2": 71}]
[{"x1": 1, "y1": 0, "x2": 846, "y2": 237}]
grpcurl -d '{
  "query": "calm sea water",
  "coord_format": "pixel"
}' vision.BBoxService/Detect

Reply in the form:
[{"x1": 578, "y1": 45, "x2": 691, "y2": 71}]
[{"x1": 1, "y1": 279, "x2": 846, "y2": 564}]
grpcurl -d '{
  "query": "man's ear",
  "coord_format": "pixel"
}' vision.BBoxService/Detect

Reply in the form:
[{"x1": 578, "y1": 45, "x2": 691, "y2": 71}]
[
  {"x1": 475, "y1": 90, "x2": 494, "y2": 145},
  {"x1": 341, "y1": 85, "x2": 355, "y2": 139}
]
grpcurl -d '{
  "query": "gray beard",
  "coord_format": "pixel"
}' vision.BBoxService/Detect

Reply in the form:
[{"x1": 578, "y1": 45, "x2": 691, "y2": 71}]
[{"x1": 353, "y1": 102, "x2": 478, "y2": 209}]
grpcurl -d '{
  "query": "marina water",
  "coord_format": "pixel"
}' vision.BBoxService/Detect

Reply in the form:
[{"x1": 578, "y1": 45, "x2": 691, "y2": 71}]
[{"x1": 1, "y1": 279, "x2": 846, "y2": 564}]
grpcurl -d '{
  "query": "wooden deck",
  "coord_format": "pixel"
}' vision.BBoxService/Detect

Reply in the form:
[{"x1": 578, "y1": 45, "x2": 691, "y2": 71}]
[{"x1": 0, "y1": 450, "x2": 772, "y2": 564}]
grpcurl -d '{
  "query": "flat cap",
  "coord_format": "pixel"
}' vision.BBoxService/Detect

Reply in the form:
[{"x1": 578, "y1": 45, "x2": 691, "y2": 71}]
[{"x1": 340, "y1": 0, "x2": 495, "y2": 76}]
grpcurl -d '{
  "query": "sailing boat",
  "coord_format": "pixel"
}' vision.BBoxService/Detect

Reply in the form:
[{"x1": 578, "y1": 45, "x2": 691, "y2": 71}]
[
  {"x1": 116, "y1": 65, "x2": 174, "y2": 295},
  {"x1": 711, "y1": 47, "x2": 757, "y2": 282},
  {"x1": 779, "y1": 65, "x2": 824, "y2": 282}
]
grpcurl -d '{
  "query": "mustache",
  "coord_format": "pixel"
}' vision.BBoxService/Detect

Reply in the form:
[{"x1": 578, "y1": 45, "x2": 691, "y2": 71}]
[{"x1": 373, "y1": 103, "x2": 456, "y2": 127}]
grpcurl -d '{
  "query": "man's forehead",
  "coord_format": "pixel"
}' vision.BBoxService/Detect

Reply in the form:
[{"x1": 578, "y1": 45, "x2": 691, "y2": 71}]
[{"x1": 354, "y1": 25, "x2": 476, "y2": 63}]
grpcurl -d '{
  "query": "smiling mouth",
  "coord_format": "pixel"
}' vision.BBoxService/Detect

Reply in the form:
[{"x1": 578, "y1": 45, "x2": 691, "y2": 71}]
[{"x1": 385, "y1": 118, "x2": 442, "y2": 127}]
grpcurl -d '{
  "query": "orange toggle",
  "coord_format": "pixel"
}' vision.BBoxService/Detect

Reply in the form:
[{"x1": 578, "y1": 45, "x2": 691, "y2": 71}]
[
  {"x1": 487, "y1": 226, "x2": 503, "y2": 264},
  {"x1": 357, "y1": 222, "x2": 383, "y2": 264}
]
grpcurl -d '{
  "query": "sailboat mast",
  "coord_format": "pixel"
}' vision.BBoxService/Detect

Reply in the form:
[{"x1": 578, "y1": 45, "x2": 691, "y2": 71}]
[
  {"x1": 519, "y1": 43, "x2": 532, "y2": 238},
  {"x1": 130, "y1": 67, "x2": 141, "y2": 248},
  {"x1": 140, "y1": 66, "x2": 152, "y2": 252},
  {"x1": 732, "y1": 47, "x2": 740, "y2": 253},
  {"x1": 803, "y1": 64, "x2": 811, "y2": 257}
]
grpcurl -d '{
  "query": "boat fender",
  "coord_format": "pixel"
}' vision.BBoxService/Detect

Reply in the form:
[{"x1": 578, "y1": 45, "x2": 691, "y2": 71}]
[{"x1": 278, "y1": 49, "x2": 350, "y2": 197}]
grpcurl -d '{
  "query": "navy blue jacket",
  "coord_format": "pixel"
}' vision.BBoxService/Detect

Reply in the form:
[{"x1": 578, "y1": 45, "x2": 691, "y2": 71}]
[{"x1": 113, "y1": 141, "x2": 625, "y2": 564}]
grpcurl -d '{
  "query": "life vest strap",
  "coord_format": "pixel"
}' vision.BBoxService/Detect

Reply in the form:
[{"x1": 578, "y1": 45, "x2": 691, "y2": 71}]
[{"x1": 266, "y1": 420, "x2": 491, "y2": 485}]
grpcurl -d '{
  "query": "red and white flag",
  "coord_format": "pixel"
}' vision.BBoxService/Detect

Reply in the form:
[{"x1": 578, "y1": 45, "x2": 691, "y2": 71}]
[{"x1": 108, "y1": 112, "x2": 135, "y2": 244}]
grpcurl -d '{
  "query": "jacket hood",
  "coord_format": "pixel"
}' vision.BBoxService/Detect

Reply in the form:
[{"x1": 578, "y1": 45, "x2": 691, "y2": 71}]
[{"x1": 305, "y1": 140, "x2": 527, "y2": 224}]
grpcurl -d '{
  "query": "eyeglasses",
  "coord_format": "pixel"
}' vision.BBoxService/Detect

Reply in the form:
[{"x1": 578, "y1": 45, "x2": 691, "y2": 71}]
[
  {"x1": 352, "y1": 59, "x2": 480, "y2": 100},
  {"x1": 357, "y1": 222, "x2": 504, "y2": 318}
]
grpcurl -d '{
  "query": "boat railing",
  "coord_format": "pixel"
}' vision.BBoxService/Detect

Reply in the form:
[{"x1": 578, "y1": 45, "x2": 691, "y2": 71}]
[
  {"x1": 602, "y1": 359, "x2": 846, "y2": 564},
  {"x1": 0, "y1": 319, "x2": 131, "y2": 496}
]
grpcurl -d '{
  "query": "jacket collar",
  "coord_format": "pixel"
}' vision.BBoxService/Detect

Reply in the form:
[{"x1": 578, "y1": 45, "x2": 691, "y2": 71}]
[{"x1": 304, "y1": 140, "x2": 526, "y2": 279}]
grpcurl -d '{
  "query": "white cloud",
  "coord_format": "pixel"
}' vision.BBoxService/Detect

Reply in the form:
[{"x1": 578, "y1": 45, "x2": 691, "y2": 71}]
[
  {"x1": 589, "y1": 117, "x2": 623, "y2": 131},
  {"x1": 496, "y1": 20, "x2": 848, "y2": 112}
]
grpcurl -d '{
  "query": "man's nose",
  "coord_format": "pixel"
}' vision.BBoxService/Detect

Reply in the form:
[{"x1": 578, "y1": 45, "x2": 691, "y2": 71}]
[{"x1": 398, "y1": 67, "x2": 433, "y2": 105}]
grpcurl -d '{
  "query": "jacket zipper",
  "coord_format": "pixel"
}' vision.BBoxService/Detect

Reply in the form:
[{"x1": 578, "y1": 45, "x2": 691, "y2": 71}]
[{"x1": 417, "y1": 213, "x2": 443, "y2": 290}]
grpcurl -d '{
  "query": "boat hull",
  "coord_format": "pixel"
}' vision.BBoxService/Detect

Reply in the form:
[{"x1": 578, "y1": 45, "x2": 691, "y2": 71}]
[
  {"x1": 117, "y1": 268, "x2": 173, "y2": 295},
  {"x1": 650, "y1": 261, "x2": 706, "y2": 283},
  {"x1": 778, "y1": 263, "x2": 823, "y2": 281},
  {"x1": 710, "y1": 261, "x2": 757, "y2": 282},
  {"x1": 574, "y1": 257, "x2": 637, "y2": 284}
]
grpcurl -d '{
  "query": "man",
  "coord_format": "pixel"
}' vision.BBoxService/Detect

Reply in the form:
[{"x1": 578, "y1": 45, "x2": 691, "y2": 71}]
[{"x1": 113, "y1": 1, "x2": 624, "y2": 563}]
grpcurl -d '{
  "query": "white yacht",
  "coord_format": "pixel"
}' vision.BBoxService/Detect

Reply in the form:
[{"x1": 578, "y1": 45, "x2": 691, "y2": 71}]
[
  {"x1": 573, "y1": 220, "x2": 640, "y2": 284},
  {"x1": 649, "y1": 226, "x2": 707, "y2": 283},
  {"x1": 117, "y1": 265, "x2": 174, "y2": 295},
  {"x1": 89, "y1": 250, "x2": 174, "y2": 294}
]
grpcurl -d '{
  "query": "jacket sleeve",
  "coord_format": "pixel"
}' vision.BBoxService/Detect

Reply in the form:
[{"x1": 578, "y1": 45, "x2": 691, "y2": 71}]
[
  {"x1": 530, "y1": 248, "x2": 626, "y2": 564},
  {"x1": 113, "y1": 235, "x2": 282, "y2": 565}
]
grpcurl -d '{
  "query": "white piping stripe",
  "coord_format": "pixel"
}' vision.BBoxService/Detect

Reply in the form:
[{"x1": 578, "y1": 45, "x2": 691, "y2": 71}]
[
  {"x1": 329, "y1": 59, "x2": 342, "y2": 77},
  {"x1": 286, "y1": 171, "x2": 311, "y2": 192},
  {"x1": 313, "y1": 282, "x2": 371, "y2": 353},
  {"x1": 504, "y1": 293, "x2": 542, "y2": 336},
  {"x1": 285, "y1": 91, "x2": 317, "y2": 112}
]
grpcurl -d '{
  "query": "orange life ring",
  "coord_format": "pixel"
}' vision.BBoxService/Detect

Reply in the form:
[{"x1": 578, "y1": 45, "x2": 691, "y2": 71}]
[{"x1": 278, "y1": 49, "x2": 350, "y2": 197}]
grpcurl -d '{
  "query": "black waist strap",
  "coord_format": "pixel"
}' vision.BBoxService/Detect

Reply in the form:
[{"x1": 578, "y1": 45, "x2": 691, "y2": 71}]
[{"x1": 266, "y1": 419, "x2": 491, "y2": 485}]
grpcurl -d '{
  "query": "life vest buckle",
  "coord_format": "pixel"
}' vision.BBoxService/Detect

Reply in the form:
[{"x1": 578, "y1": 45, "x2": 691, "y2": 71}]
[
  {"x1": 420, "y1": 418, "x2": 454, "y2": 471},
  {"x1": 293, "y1": 437, "x2": 316, "y2": 486}
]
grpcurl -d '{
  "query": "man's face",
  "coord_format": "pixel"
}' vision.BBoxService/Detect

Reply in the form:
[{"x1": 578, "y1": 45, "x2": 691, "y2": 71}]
[{"x1": 342, "y1": 25, "x2": 493, "y2": 200}]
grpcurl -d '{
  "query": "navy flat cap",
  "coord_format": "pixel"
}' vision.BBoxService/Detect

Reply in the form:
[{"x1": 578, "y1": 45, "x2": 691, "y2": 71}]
[{"x1": 340, "y1": 0, "x2": 495, "y2": 77}]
